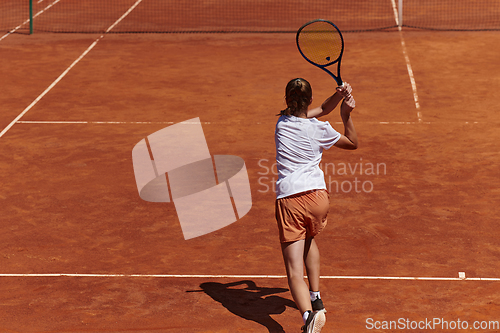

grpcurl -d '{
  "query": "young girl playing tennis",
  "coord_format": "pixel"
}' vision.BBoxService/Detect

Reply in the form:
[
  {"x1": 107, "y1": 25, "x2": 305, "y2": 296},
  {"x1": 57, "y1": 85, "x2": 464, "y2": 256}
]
[{"x1": 275, "y1": 78, "x2": 357, "y2": 333}]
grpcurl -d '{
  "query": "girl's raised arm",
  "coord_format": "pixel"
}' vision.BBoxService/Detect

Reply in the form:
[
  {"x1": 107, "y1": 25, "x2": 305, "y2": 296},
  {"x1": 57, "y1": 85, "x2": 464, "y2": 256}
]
[{"x1": 307, "y1": 83, "x2": 353, "y2": 119}]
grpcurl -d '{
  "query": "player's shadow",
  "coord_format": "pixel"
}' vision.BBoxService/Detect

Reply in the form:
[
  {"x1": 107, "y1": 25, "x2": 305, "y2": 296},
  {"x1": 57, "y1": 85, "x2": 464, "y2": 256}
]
[{"x1": 191, "y1": 280, "x2": 297, "y2": 333}]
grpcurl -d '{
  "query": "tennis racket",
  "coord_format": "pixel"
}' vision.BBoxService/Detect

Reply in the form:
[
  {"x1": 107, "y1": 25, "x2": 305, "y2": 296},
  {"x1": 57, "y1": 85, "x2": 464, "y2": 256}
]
[{"x1": 296, "y1": 19, "x2": 345, "y2": 87}]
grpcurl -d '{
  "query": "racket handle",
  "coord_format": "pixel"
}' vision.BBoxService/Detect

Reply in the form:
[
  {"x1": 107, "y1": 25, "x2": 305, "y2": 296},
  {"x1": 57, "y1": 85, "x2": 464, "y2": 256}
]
[{"x1": 338, "y1": 81, "x2": 345, "y2": 88}]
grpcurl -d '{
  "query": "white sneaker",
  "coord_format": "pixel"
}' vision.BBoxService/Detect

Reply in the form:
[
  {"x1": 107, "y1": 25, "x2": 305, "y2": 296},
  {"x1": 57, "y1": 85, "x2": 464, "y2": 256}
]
[{"x1": 301, "y1": 310, "x2": 326, "y2": 333}]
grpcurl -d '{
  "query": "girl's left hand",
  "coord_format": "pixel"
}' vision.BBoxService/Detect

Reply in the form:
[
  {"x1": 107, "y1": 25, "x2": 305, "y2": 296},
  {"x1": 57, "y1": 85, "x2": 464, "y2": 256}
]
[
  {"x1": 336, "y1": 82, "x2": 352, "y2": 97},
  {"x1": 337, "y1": 83, "x2": 355, "y2": 108}
]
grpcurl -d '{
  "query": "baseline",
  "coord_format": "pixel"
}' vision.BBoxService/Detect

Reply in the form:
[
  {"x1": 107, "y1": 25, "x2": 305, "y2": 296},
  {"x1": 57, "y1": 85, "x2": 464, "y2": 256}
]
[{"x1": 0, "y1": 273, "x2": 496, "y2": 281}]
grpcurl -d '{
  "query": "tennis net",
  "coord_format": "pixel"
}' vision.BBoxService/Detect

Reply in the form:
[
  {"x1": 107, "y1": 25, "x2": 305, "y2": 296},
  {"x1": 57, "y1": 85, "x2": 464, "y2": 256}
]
[
  {"x1": 403, "y1": 0, "x2": 500, "y2": 31},
  {"x1": 1, "y1": 1, "x2": 30, "y2": 33},
  {"x1": 1, "y1": 0, "x2": 499, "y2": 34}
]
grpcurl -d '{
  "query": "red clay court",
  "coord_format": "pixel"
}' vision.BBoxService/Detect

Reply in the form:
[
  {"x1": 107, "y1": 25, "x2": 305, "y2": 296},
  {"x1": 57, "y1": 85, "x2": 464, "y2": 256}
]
[{"x1": 1, "y1": 1, "x2": 500, "y2": 332}]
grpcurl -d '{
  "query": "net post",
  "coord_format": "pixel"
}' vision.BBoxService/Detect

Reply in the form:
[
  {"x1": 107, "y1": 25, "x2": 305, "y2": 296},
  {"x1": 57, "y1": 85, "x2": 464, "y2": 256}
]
[
  {"x1": 29, "y1": 0, "x2": 33, "y2": 34},
  {"x1": 398, "y1": 0, "x2": 403, "y2": 28}
]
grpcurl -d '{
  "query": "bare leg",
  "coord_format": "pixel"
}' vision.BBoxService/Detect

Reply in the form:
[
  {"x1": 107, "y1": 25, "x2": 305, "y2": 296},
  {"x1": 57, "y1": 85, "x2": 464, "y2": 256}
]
[
  {"x1": 304, "y1": 237, "x2": 320, "y2": 292},
  {"x1": 281, "y1": 240, "x2": 312, "y2": 315}
]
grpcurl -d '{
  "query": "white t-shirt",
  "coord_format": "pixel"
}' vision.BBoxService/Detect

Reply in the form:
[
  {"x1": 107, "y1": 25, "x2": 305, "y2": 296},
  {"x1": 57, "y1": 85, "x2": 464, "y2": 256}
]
[{"x1": 275, "y1": 115, "x2": 341, "y2": 199}]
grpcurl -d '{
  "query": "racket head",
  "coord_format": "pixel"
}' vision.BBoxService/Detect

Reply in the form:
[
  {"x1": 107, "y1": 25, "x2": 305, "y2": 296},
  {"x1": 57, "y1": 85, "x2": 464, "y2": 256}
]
[{"x1": 296, "y1": 19, "x2": 344, "y2": 84}]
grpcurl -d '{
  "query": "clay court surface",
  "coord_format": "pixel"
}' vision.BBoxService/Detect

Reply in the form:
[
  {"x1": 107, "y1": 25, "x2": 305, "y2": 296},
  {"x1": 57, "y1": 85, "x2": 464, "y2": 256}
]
[{"x1": 1, "y1": 21, "x2": 500, "y2": 333}]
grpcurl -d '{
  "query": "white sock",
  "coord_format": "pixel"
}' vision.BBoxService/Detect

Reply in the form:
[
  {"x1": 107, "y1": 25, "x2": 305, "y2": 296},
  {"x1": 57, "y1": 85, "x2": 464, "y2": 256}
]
[
  {"x1": 302, "y1": 311, "x2": 310, "y2": 324},
  {"x1": 310, "y1": 291, "x2": 321, "y2": 301}
]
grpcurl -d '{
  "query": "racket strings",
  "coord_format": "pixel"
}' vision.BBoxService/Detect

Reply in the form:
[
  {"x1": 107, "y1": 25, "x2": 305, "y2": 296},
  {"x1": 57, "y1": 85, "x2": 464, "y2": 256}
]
[{"x1": 297, "y1": 23, "x2": 343, "y2": 66}]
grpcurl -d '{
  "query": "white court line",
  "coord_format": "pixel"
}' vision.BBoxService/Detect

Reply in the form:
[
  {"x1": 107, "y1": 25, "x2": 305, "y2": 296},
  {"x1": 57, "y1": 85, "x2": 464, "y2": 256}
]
[
  {"x1": 15, "y1": 120, "x2": 487, "y2": 126},
  {"x1": 391, "y1": 0, "x2": 422, "y2": 122},
  {"x1": 0, "y1": 0, "x2": 61, "y2": 42},
  {"x1": 0, "y1": 0, "x2": 144, "y2": 139},
  {"x1": 0, "y1": 273, "x2": 496, "y2": 281},
  {"x1": 19, "y1": 120, "x2": 475, "y2": 125},
  {"x1": 16, "y1": 120, "x2": 218, "y2": 125}
]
